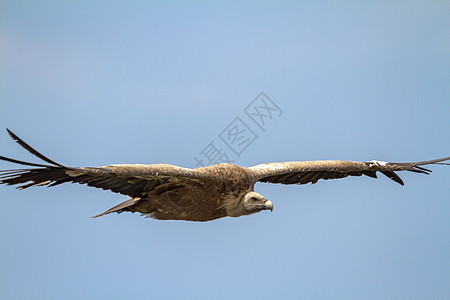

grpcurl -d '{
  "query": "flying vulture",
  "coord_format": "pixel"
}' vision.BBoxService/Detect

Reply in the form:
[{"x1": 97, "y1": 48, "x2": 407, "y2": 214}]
[{"x1": 0, "y1": 129, "x2": 449, "y2": 222}]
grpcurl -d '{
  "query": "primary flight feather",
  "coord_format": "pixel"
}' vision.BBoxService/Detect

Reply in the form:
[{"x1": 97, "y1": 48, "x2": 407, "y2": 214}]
[{"x1": 1, "y1": 129, "x2": 448, "y2": 221}]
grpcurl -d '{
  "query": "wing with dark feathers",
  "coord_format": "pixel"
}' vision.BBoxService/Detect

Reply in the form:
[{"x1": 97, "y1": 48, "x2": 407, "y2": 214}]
[
  {"x1": 0, "y1": 129, "x2": 211, "y2": 197},
  {"x1": 249, "y1": 158, "x2": 450, "y2": 186}
]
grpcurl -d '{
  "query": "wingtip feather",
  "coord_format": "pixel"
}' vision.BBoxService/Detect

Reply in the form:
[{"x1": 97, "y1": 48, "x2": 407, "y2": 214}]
[{"x1": 4, "y1": 129, "x2": 64, "y2": 167}]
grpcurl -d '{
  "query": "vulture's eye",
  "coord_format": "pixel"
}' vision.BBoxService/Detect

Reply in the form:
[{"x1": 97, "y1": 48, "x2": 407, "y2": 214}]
[{"x1": 251, "y1": 197, "x2": 258, "y2": 201}]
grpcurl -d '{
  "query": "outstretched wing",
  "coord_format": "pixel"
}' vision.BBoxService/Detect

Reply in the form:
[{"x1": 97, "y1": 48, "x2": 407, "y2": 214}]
[
  {"x1": 249, "y1": 158, "x2": 450, "y2": 186},
  {"x1": 0, "y1": 129, "x2": 210, "y2": 197}
]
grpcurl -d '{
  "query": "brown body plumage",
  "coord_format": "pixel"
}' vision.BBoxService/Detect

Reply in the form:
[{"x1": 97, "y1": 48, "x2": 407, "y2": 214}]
[{"x1": 0, "y1": 129, "x2": 449, "y2": 221}]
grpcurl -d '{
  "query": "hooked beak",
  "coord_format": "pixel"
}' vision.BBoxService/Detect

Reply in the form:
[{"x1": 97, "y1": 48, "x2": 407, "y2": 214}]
[{"x1": 263, "y1": 199, "x2": 273, "y2": 212}]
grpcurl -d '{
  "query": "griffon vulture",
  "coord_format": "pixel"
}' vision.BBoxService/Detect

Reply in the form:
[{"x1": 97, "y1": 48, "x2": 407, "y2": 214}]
[{"x1": 0, "y1": 129, "x2": 448, "y2": 221}]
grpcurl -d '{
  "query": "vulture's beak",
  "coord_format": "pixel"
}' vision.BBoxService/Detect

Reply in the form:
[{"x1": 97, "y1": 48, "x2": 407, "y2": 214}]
[{"x1": 263, "y1": 199, "x2": 273, "y2": 211}]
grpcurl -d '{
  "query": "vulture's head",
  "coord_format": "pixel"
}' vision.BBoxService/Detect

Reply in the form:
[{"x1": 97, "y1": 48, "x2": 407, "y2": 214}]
[{"x1": 242, "y1": 191, "x2": 273, "y2": 215}]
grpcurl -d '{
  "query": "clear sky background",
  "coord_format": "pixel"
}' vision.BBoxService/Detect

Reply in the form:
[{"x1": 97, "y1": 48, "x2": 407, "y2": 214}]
[{"x1": 1, "y1": 1, "x2": 449, "y2": 299}]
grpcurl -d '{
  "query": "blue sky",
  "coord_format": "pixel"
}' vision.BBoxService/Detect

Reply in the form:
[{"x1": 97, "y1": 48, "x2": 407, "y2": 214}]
[{"x1": 1, "y1": 2, "x2": 449, "y2": 299}]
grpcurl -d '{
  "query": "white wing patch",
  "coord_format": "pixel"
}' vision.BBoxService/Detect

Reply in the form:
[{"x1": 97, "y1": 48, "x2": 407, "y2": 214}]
[{"x1": 366, "y1": 160, "x2": 387, "y2": 167}]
